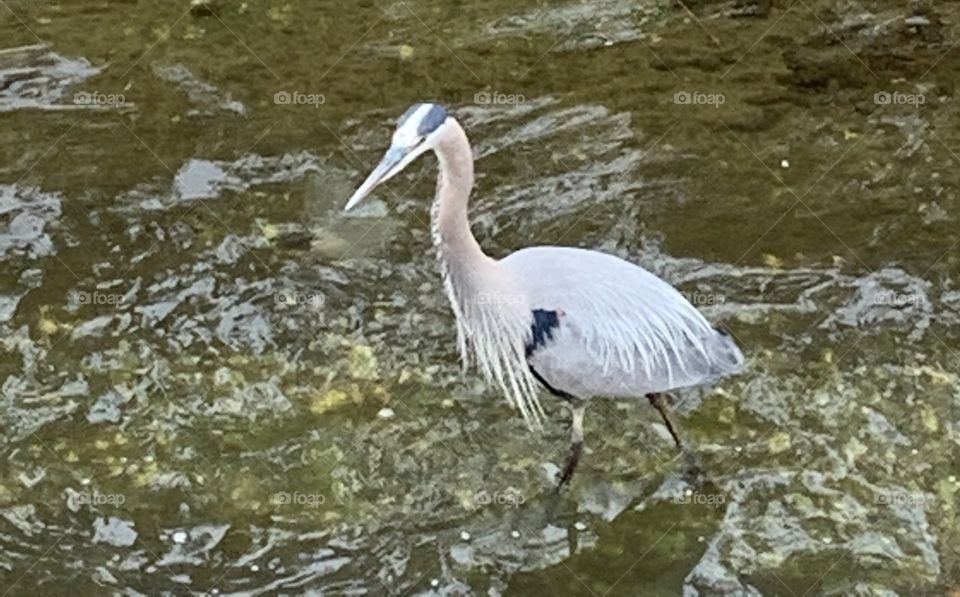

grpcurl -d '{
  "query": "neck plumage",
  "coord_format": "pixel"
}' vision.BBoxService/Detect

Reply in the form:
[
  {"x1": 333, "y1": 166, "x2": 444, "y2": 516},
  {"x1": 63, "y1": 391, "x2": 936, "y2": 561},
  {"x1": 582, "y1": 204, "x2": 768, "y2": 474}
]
[
  {"x1": 430, "y1": 119, "x2": 488, "y2": 265},
  {"x1": 427, "y1": 119, "x2": 545, "y2": 428}
]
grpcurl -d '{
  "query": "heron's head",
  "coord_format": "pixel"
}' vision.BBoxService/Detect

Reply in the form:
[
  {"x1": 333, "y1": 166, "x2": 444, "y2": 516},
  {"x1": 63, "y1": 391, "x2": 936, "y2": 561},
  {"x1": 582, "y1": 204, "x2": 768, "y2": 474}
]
[{"x1": 344, "y1": 102, "x2": 450, "y2": 211}]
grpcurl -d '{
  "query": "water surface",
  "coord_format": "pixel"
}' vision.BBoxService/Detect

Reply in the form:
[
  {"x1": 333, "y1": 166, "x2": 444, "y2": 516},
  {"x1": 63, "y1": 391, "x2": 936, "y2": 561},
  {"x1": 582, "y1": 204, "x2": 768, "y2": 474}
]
[{"x1": 1, "y1": 0, "x2": 958, "y2": 594}]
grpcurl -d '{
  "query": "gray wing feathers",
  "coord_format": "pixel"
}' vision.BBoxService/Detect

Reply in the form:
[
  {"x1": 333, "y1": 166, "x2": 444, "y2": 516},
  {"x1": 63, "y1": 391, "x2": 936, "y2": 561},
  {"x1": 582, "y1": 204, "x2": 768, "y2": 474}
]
[{"x1": 502, "y1": 246, "x2": 743, "y2": 395}]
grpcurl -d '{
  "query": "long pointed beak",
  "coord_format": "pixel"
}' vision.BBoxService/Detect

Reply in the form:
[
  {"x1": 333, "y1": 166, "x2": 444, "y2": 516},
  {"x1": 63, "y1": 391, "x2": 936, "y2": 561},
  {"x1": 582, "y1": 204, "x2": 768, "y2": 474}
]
[{"x1": 343, "y1": 146, "x2": 407, "y2": 211}]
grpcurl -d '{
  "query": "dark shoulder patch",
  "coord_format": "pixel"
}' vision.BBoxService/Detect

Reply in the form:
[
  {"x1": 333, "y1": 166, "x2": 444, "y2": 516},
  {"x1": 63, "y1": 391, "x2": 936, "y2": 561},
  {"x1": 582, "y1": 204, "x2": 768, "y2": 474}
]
[{"x1": 525, "y1": 309, "x2": 561, "y2": 357}]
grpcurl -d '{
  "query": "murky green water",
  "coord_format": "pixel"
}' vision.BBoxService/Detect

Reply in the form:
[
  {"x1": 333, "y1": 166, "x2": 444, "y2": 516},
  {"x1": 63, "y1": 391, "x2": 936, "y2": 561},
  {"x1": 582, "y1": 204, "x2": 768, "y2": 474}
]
[{"x1": 1, "y1": 0, "x2": 958, "y2": 594}]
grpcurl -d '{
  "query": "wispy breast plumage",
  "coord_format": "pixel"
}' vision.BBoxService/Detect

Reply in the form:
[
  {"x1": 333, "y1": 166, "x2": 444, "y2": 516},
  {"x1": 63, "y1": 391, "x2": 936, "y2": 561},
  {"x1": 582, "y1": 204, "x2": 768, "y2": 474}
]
[
  {"x1": 437, "y1": 254, "x2": 547, "y2": 429},
  {"x1": 501, "y1": 246, "x2": 744, "y2": 399}
]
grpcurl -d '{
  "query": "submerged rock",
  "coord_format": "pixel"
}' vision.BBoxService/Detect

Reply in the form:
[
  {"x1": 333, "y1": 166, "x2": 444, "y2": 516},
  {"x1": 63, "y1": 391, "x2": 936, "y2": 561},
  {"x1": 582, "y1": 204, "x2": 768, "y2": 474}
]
[
  {"x1": 310, "y1": 389, "x2": 350, "y2": 415},
  {"x1": 0, "y1": 45, "x2": 100, "y2": 112},
  {"x1": 0, "y1": 185, "x2": 62, "y2": 259},
  {"x1": 92, "y1": 517, "x2": 137, "y2": 547},
  {"x1": 348, "y1": 345, "x2": 379, "y2": 380},
  {"x1": 156, "y1": 524, "x2": 229, "y2": 566},
  {"x1": 152, "y1": 63, "x2": 246, "y2": 116},
  {"x1": 87, "y1": 389, "x2": 130, "y2": 424}
]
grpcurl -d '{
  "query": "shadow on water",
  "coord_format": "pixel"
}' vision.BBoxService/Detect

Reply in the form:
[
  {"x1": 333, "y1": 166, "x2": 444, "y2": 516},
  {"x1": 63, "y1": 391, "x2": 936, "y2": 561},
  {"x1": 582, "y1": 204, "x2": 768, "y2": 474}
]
[{"x1": 1, "y1": 0, "x2": 959, "y2": 594}]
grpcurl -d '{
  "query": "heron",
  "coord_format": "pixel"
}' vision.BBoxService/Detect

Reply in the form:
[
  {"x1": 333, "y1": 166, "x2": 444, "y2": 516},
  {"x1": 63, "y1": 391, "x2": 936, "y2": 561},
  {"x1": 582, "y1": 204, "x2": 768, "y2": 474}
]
[{"x1": 344, "y1": 102, "x2": 745, "y2": 488}]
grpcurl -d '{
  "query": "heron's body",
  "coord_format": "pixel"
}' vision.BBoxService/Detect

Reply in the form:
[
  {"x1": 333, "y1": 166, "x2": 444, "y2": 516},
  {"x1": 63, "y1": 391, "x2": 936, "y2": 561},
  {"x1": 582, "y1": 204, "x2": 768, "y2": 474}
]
[
  {"x1": 345, "y1": 102, "x2": 744, "y2": 487},
  {"x1": 503, "y1": 247, "x2": 743, "y2": 400}
]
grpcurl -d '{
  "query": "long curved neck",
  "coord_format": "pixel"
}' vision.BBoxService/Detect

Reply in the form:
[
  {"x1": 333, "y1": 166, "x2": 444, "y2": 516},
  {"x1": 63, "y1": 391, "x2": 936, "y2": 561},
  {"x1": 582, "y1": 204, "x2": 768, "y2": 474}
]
[
  {"x1": 428, "y1": 120, "x2": 541, "y2": 428},
  {"x1": 431, "y1": 119, "x2": 488, "y2": 265}
]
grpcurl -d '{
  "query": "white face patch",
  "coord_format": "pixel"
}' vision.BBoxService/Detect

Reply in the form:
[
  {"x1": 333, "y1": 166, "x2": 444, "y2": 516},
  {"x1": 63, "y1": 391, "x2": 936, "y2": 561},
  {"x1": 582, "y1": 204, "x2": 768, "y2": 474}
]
[{"x1": 392, "y1": 104, "x2": 434, "y2": 147}]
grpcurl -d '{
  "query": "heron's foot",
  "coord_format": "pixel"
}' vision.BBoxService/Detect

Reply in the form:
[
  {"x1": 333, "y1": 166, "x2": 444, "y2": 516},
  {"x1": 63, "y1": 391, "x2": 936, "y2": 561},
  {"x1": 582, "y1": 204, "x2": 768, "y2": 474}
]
[
  {"x1": 555, "y1": 440, "x2": 583, "y2": 491},
  {"x1": 678, "y1": 446, "x2": 707, "y2": 485},
  {"x1": 647, "y1": 393, "x2": 710, "y2": 483}
]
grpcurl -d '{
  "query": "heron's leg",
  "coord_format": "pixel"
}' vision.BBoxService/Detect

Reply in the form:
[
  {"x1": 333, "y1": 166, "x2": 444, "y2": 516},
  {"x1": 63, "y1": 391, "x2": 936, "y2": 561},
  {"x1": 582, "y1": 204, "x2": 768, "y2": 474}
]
[
  {"x1": 646, "y1": 393, "x2": 683, "y2": 450},
  {"x1": 556, "y1": 401, "x2": 585, "y2": 490},
  {"x1": 526, "y1": 366, "x2": 587, "y2": 490},
  {"x1": 647, "y1": 393, "x2": 708, "y2": 484}
]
